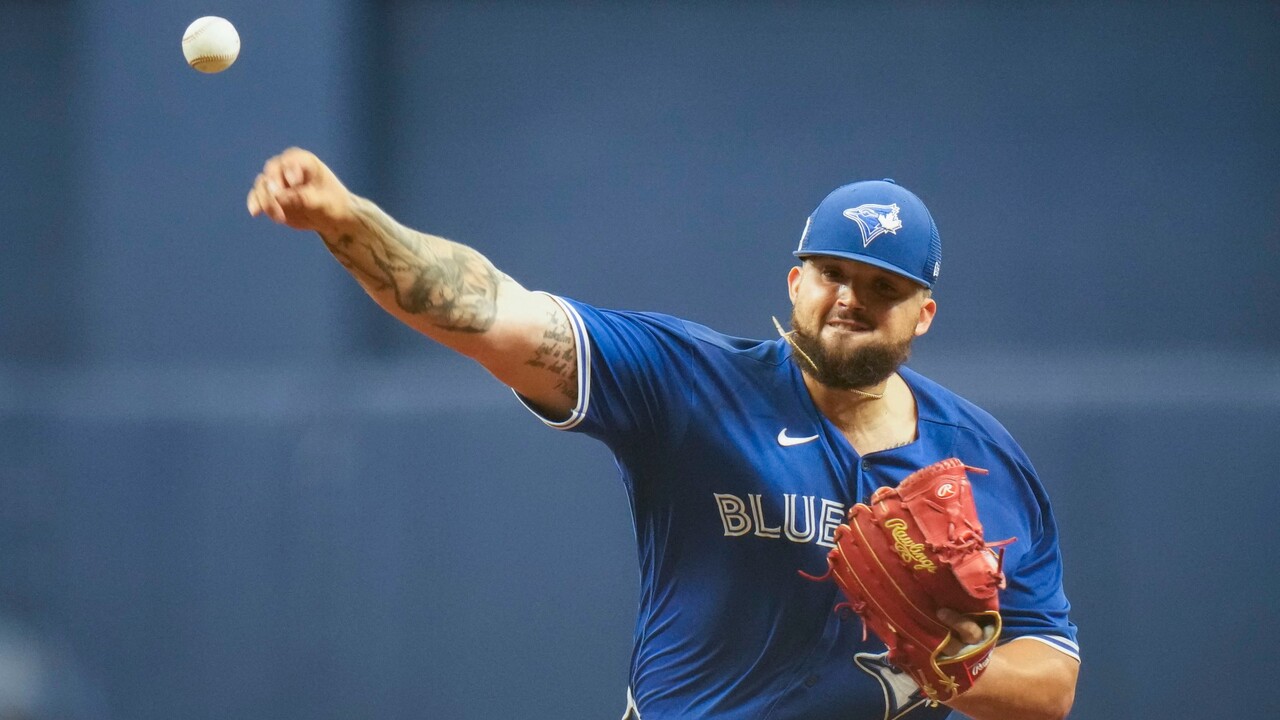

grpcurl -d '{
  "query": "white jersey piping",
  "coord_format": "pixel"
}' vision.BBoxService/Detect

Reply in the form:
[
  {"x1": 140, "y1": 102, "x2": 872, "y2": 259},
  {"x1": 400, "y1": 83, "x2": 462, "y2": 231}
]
[{"x1": 511, "y1": 292, "x2": 592, "y2": 430}]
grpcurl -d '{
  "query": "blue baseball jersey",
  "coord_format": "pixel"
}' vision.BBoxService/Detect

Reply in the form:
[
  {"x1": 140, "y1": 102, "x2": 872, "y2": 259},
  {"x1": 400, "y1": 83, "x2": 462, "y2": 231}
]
[{"x1": 519, "y1": 295, "x2": 1079, "y2": 720}]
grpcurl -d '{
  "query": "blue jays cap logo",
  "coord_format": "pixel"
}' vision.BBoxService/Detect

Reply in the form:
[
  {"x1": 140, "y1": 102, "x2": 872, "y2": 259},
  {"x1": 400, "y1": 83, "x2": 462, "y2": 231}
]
[
  {"x1": 842, "y1": 203, "x2": 903, "y2": 248},
  {"x1": 795, "y1": 180, "x2": 941, "y2": 289}
]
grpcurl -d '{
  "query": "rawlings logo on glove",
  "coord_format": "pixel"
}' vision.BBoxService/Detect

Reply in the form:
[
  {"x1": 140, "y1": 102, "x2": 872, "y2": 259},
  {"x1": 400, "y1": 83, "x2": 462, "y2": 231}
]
[{"x1": 800, "y1": 458, "x2": 1013, "y2": 704}]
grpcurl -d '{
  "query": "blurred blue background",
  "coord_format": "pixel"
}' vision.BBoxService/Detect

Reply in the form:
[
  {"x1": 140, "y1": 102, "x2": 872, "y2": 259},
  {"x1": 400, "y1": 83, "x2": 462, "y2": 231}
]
[{"x1": 2, "y1": 1, "x2": 1277, "y2": 718}]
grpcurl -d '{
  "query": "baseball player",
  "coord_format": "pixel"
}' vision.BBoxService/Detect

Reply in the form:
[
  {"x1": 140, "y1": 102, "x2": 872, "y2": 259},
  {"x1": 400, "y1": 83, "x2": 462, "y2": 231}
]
[{"x1": 248, "y1": 148, "x2": 1079, "y2": 720}]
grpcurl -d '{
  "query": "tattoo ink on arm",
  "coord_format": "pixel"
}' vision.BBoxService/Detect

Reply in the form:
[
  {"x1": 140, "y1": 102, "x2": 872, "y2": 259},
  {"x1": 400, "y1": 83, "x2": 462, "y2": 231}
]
[
  {"x1": 524, "y1": 307, "x2": 578, "y2": 400},
  {"x1": 318, "y1": 196, "x2": 505, "y2": 333}
]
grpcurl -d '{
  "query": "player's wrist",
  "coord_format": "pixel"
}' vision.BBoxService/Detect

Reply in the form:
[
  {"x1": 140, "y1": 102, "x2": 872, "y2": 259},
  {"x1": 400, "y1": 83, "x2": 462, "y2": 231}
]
[{"x1": 315, "y1": 190, "x2": 362, "y2": 237}]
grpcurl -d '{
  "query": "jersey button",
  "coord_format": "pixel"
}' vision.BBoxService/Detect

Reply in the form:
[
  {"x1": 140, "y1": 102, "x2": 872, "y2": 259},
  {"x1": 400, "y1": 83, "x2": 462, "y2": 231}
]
[
  {"x1": 861, "y1": 461, "x2": 870, "y2": 472},
  {"x1": 804, "y1": 674, "x2": 819, "y2": 688}
]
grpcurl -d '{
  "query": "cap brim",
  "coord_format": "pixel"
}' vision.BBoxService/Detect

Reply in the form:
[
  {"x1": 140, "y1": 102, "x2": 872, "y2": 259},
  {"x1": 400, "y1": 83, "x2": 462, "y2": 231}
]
[{"x1": 793, "y1": 249, "x2": 932, "y2": 288}]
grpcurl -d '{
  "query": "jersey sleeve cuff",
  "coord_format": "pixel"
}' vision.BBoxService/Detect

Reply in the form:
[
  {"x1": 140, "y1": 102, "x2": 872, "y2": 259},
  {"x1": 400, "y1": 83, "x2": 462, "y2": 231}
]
[
  {"x1": 512, "y1": 292, "x2": 592, "y2": 430},
  {"x1": 1004, "y1": 634, "x2": 1080, "y2": 662}
]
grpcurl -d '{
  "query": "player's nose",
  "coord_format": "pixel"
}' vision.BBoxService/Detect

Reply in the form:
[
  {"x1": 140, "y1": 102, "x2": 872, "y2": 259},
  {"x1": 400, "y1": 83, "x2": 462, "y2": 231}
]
[{"x1": 834, "y1": 281, "x2": 864, "y2": 309}]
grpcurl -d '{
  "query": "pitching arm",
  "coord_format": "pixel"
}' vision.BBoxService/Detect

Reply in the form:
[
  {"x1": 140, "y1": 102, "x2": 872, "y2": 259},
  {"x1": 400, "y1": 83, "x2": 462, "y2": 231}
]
[{"x1": 247, "y1": 148, "x2": 578, "y2": 419}]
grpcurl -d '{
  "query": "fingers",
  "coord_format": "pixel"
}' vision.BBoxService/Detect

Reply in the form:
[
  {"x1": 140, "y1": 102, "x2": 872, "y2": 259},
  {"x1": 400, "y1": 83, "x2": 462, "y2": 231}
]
[
  {"x1": 247, "y1": 149, "x2": 313, "y2": 221},
  {"x1": 247, "y1": 173, "x2": 286, "y2": 222},
  {"x1": 248, "y1": 155, "x2": 284, "y2": 219},
  {"x1": 246, "y1": 148, "x2": 339, "y2": 230},
  {"x1": 278, "y1": 147, "x2": 317, "y2": 188},
  {"x1": 937, "y1": 608, "x2": 985, "y2": 645},
  {"x1": 281, "y1": 157, "x2": 308, "y2": 188}
]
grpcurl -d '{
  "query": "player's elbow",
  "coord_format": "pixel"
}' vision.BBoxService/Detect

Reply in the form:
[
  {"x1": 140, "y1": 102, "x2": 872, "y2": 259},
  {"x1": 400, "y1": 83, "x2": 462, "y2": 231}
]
[
  {"x1": 996, "y1": 691, "x2": 1075, "y2": 720},
  {"x1": 1043, "y1": 693, "x2": 1075, "y2": 720},
  {"x1": 1037, "y1": 667, "x2": 1078, "y2": 720}
]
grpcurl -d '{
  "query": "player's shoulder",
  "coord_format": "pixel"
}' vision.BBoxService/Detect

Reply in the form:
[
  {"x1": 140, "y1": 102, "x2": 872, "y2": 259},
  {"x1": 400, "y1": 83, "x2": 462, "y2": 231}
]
[
  {"x1": 675, "y1": 317, "x2": 789, "y2": 367},
  {"x1": 559, "y1": 296, "x2": 788, "y2": 367},
  {"x1": 901, "y1": 366, "x2": 1031, "y2": 465}
]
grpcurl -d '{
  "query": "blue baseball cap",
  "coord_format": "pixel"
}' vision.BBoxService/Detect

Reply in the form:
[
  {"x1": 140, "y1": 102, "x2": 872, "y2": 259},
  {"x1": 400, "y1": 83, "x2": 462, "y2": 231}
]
[{"x1": 793, "y1": 179, "x2": 942, "y2": 288}]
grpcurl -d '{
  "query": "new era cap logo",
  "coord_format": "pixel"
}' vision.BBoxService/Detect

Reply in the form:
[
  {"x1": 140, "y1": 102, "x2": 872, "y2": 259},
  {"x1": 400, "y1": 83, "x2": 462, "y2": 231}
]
[{"x1": 843, "y1": 203, "x2": 903, "y2": 247}]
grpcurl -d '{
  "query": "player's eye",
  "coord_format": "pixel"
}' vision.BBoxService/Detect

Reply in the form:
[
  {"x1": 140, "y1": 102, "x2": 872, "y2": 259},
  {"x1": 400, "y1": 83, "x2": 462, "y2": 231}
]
[{"x1": 875, "y1": 279, "x2": 903, "y2": 297}]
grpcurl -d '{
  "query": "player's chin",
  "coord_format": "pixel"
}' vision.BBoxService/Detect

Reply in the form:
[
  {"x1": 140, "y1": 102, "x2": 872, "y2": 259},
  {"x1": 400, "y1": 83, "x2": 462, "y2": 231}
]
[{"x1": 816, "y1": 339, "x2": 871, "y2": 366}]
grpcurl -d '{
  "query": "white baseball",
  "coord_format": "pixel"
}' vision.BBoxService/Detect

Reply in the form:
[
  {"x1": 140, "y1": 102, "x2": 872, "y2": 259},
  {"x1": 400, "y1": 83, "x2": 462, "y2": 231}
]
[{"x1": 182, "y1": 16, "x2": 240, "y2": 74}]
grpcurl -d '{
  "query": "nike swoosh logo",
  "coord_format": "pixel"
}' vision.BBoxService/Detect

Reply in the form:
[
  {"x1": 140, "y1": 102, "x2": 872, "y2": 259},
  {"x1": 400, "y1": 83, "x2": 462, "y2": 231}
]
[{"x1": 777, "y1": 429, "x2": 819, "y2": 447}]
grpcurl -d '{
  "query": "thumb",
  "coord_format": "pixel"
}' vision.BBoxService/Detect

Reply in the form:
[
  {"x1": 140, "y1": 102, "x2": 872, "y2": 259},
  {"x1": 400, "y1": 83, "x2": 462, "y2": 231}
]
[
  {"x1": 263, "y1": 185, "x2": 316, "y2": 231},
  {"x1": 274, "y1": 183, "x2": 316, "y2": 209},
  {"x1": 281, "y1": 158, "x2": 314, "y2": 189},
  {"x1": 274, "y1": 183, "x2": 349, "y2": 233}
]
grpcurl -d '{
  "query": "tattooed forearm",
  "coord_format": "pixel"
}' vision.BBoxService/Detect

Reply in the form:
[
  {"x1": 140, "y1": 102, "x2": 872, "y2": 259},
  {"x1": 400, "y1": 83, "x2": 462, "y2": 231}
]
[
  {"x1": 318, "y1": 196, "x2": 504, "y2": 333},
  {"x1": 321, "y1": 231, "x2": 394, "y2": 292},
  {"x1": 525, "y1": 307, "x2": 578, "y2": 400}
]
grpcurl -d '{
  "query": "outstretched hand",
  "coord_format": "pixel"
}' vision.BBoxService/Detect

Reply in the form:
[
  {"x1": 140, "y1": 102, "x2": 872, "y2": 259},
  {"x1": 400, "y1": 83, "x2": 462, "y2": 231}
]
[{"x1": 246, "y1": 147, "x2": 354, "y2": 234}]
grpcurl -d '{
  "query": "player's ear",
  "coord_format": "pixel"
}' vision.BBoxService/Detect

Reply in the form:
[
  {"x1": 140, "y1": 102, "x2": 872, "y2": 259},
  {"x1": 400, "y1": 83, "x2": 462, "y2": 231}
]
[
  {"x1": 787, "y1": 265, "x2": 803, "y2": 303},
  {"x1": 913, "y1": 295, "x2": 937, "y2": 337}
]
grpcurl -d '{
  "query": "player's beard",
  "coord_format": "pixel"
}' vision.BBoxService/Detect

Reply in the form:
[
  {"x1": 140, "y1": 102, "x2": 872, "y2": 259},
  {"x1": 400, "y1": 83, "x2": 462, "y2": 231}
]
[{"x1": 787, "y1": 309, "x2": 913, "y2": 391}]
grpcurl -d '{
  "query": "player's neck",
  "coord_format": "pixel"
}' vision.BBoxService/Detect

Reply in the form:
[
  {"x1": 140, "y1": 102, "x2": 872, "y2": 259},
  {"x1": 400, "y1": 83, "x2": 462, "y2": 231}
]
[
  {"x1": 803, "y1": 372, "x2": 917, "y2": 455},
  {"x1": 802, "y1": 371, "x2": 891, "y2": 415}
]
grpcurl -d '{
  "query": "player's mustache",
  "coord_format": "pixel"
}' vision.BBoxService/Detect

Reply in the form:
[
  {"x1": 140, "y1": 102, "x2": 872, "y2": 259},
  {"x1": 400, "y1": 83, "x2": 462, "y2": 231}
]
[{"x1": 829, "y1": 310, "x2": 875, "y2": 328}]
